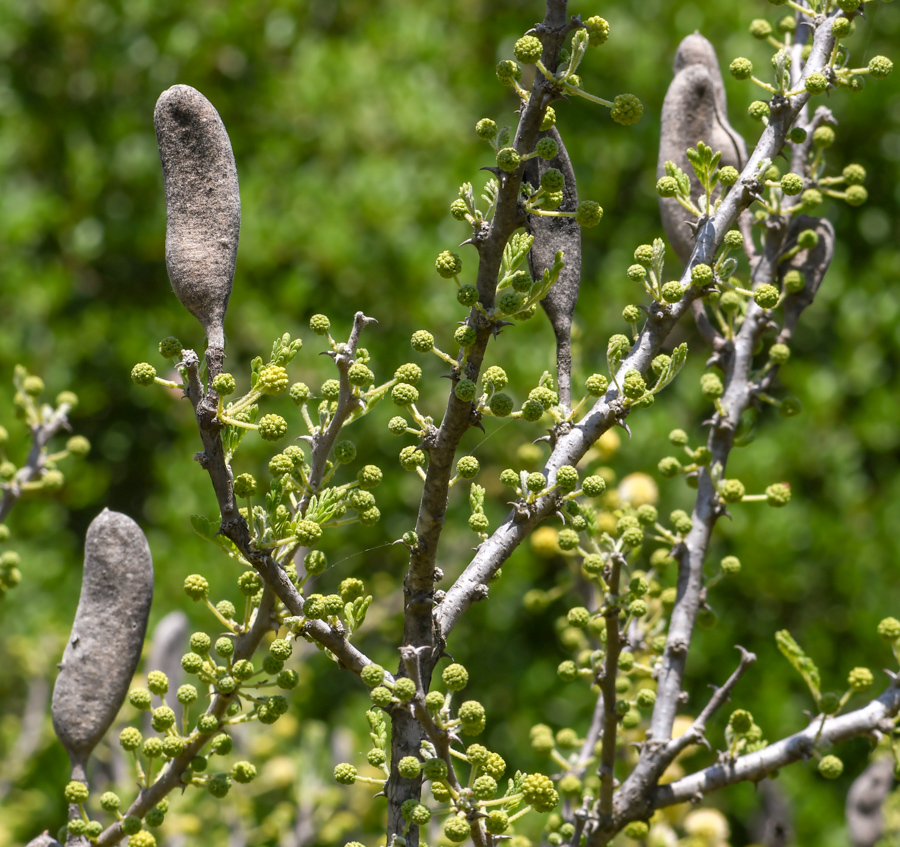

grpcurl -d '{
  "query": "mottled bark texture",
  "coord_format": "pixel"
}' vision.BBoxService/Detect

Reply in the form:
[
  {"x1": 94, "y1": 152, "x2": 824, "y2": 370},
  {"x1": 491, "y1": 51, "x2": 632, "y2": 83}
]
[
  {"x1": 154, "y1": 84, "x2": 241, "y2": 349},
  {"x1": 846, "y1": 757, "x2": 894, "y2": 847},
  {"x1": 657, "y1": 33, "x2": 746, "y2": 265},
  {"x1": 51, "y1": 510, "x2": 153, "y2": 772}
]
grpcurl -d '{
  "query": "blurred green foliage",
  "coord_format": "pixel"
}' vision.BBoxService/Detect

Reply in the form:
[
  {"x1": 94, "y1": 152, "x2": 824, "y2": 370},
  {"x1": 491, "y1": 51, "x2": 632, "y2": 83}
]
[{"x1": 0, "y1": 0, "x2": 898, "y2": 844}]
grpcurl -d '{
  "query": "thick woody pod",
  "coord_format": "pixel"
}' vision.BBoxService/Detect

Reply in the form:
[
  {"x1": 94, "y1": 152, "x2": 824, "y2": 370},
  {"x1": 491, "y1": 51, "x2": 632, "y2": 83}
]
[
  {"x1": 25, "y1": 834, "x2": 62, "y2": 847},
  {"x1": 526, "y1": 127, "x2": 582, "y2": 409},
  {"x1": 658, "y1": 33, "x2": 746, "y2": 265},
  {"x1": 846, "y1": 757, "x2": 893, "y2": 847},
  {"x1": 51, "y1": 510, "x2": 153, "y2": 774},
  {"x1": 154, "y1": 85, "x2": 241, "y2": 349}
]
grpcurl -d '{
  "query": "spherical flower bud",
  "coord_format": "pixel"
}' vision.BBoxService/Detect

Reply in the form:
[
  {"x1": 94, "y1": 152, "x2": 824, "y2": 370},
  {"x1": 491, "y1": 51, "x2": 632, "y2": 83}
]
[
  {"x1": 691, "y1": 263, "x2": 713, "y2": 286},
  {"x1": 440, "y1": 662, "x2": 469, "y2": 691},
  {"x1": 484, "y1": 392, "x2": 512, "y2": 417},
  {"x1": 231, "y1": 761, "x2": 257, "y2": 784},
  {"x1": 289, "y1": 382, "x2": 311, "y2": 405},
  {"x1": 670, "y1": 509, "x2": 693, "y2": 534},
  {"x1": 611, "y1": 93, "x2": 642, "y2": 125},
  {"x1": 496, "y1": 146, "x2": 521, "y2": 173},
  {"x1": 454, "y1": 378, "x2": 477, "y2": 403},
  {"x1": 451, "y1": 325, "x2": 477, "y2": 350},
  {"x1": 780, "y1": 172, "x2": 804, "y2": 195},
  {"x1": 522, "y1": 772, "x2": 559, "y2": 812},
  {"x1": 399, "y1": 446, "x2": 426, "y2": 471},
  {"x1": 514, "y1": 35, "x2": 543, "y2": 64},
  {"x1": 557, "y1": 528, "x2": 579, "y2": 551},
  {"x1": 805, "y1": 73, "x2": 828, "y2": 95},
  {"x1": 309, "y1": 314, "x2": 330, "y2": 335},
  {"x1": 842, "y1": 164, "x2": 866, "y2": 186},
  {"x1": 720, "y1": 479, "x2": 746, "y2": 503},
  {"x1": 878, "y1": 617, "x2": 900, "y2": 640},
  {"x1": 451, "y1": 456, "x2": 479, "y2": 481},
  {"x1": 524, "y1": 471, "x2": 546, "y2": 493},
  {"x1": 144, "y1": 670, "x2": 168, "y2": 696},
  {"x1": 539, "y1": 168, "x2": 565, "y2": 194},
  {"x1": 818, "y1": 755, "x2": 844, "y2": 779},
  {"x1": 868, "y1": 56, "x2": 893, "y2": 80},
  {"x1": 540, "y1": 106, "x2": 557, "y2": 131},
  {"x1": 837, "y1": 0, "x2": 859, "y2": 9},
  {"x1": 622, "y1": 304, "x2": 641, "y2": 324},
  {"x1": 800, "y1": 189, "x2": 823, "y2": 211},
  {"x1": 142, "y1": 736, "x2": 164, "y2": 758},
  {"x1": 425, "y1": 690, "x2": 445, "y2": 712},
  {"x1": 128, "y1": 686, "x2": 153, "y2": 710},
  {"x1": 396, "y1": 755, "x2": 422, "y2": 778},
  {"x1": 120, "y1": 816, "x2": 142, "y2": 836},
  {"x1": 567, "y1": 606, "x2": 590, "y2": 628},
  {"x1": 661, "y1": 281, "x2": 684, "y2": 303},
  {"x1": 67, "y1": 820, "x2": 88, "y2": 837},
  {"x1": 720, "y1": 555, "x2": 741, "y2": 575},
  {"x1": 131, "y1": 363, "x2": 157, "y2": 386},
  {"x1": 295, "y1": 518, "x2": 323, "y2": 545},
  {"x1": 748, "y1": 100, "x2": 771, "y2": 121},
  {"x1": 553, "y1": 465, "x2": 578, "y2": 493},
  {"x1": 410, "y1": 330, "x2": 434, "y2": 353},
  {"x1": 585, "y1": 16, "x2": 610, "y2": 46},
  {"x1": 334, "y1": 763, "x2": 357, "y2": 785},
  {"x1": 657, "y1": 176, "x2": 678, "y2": 197},
  {"x1": 845, "y1": 185, "x2": 868, "y2": 207},
  {"x1": 496, "y1": 60, "x2": 522, "y2": 86},
  {"x1": 730, "y1": 57, "x2": 753, "y2": 80},
  {"x1": 575, "y1": 200, "x2": 603, "y2": 228},
  {"x1": 161, "y1": 736, "x2": 185, "y2": 758},
  {"x1": 258, "y1": 365, "x2": 289, "y2": 395},
  {"x1": 476, "y1": 118, "x2": 498, "y2": 140},
  {"x1": 457, "y1": 284, "x2": 478, "y2": 307},
  {"x1": 535, "y1": 138, "x2": 559, "y2": 161},
  {"x1": 636, "y1": 688, "x2": 657, "y2": 709},
  {"x1": 848, "y1": 667, "x2": 874, "y2": 692},
  {"x1": 233, "y1": 473, "x2": 257, "y2": 499},
  {"x1": 304, "y1": 550, "x2": 327, "y2": 577},
  {"x1": 458, "y1": 700, "x2": 485, "y2": 724},
  {"x1": 258, "y1": 414, "x2": 288, "y2": 441},
  {"x1": 445, "y1": 816, "x2": 472, "y2": 843},
  {"x1": 450, "y1": 199, "x2": 469, "y2": 220},
  {"x1": 181, "y1": 651, "x2": 204, "y2": 674},
  {"x1": 151, "y1": 704, "x2": 176, "y2": 732},
  {"x1": 718, "y1": 166, "x2": 739, "y2": 186},
  {"x1": 435, "y1": 250, "x2": 463, "y2": 279},
  {"x1": 65, "y1": 780, "x2": 90, "y2": 804},
  {"x1": 581, "y1": 475, "x2": 606, "y2": 498},
  {"x1": 389, "y1": 677, "x2": 414, "y2": 702},
  {"x1": 813, "y1": 126, "x2": 835, "y2": 148},
  {"x1": 781, "y1": 270, "x2": 805, "y2": 296},
  {"x1": 753, "y1": 284, "x2": 780, "y2": 309},
  {"x1": 627, "y1": 264, "x2": 648, "y2": 285},
  {"x1": 333, "y1": 440, "x2": 356, "y2": 465},
  {"x1": 520, "y1": 398, "x2": 544, "y2": 421},
  {"x1": 749, "y1": 19, "x2": 772, "y2": 38},
  {"x1": 765, "y1": 482, "x2": 791, "y2": 507},
  {"x1": 347, "y1": 362, "x2": 374, "y2": 388}
]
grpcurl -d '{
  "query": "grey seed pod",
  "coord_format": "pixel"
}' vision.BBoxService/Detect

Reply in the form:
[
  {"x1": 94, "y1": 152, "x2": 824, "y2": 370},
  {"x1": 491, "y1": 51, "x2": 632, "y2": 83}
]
[
  {"x1": 658, "y1": 33, "x2": 747, "y2": 265},
  {"x1": 154, "y1": 85, "x2": 241, "y2": 349},
  {"x1": 846, "y1": 757, "x2": 893, "y2": 847},
  {"x1": 25, "y1": 834, "x2": 63, "y2": 847},
  {"x1": 525, "y1": 127, "x2": 582, "y2": 409},
  {"x1": 51, "y1": 510, "x2": 153, "y2": 772}
]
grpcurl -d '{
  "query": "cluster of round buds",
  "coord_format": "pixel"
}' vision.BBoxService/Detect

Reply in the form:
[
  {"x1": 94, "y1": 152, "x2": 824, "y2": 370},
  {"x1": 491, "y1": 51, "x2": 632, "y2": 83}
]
[{"x1": 436, "y1": 251, "x2": 463, "y2": 279}]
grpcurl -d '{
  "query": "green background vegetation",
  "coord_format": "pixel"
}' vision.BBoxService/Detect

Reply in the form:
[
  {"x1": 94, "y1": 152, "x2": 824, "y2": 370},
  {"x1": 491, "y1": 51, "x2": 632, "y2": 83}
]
[{"x1": 0, "y1": 0, "x2": 898, "y2": 844}]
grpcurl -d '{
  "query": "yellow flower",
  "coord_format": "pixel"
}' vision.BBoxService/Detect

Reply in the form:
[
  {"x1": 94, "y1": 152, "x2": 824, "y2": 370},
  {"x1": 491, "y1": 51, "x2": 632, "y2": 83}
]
[{"x1": 619, "y1": 472, "x2": 659, "y2": 507}]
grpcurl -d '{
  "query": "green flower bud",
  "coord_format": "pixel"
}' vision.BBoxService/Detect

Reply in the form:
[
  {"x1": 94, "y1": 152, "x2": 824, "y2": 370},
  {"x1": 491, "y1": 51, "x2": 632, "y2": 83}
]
[
  {"x1": 719, "y1": 166, "x2": 740, "y2": 186},
  {"x1": 611, "y1": 93, "x2": 642, "y2": 125},
  {"x1": 661, "y1": 281, "x2": 684, "y2": 303},
  {"x1": 535, "y1": 137, "x2": 559, "y2": 161},
  {"x1": 453, "y1": 325, "x2": 477, "y2": 348},
  {"x1": 142, "y1": 737, "x2": 163, "y2": 758},
  {"x1": 64, "y1": 780, "x2": 90, "y2": 804},
  {"x1": 754, "y1": 284, "x2": 780, "y2": 309},
  {"x1": 848, "y1": 667, "x2": 874, "y2": 692},
  {"x1": 333, "y1": 439, "x2": 357, "y2": 464},
  {"x1": 555, "y1": 465, "x2": 578, "y2": 492},
  {"x1": 526, "y1": 472, "x2": 546, "y2": 493},
  {"x1": 425, "y1": 690, "x2": 445, "y2": 712},
  {"x1": 258, "y1": 414, "x2": 288, "y2": 441},
  {"x1": 520, "y1": 398, "x2": 544, "y2": 421},
  {"x1": 575, "y1": 200, "x2": 603, "y2": 227},
  {"x1": 436, "y1": 250, "x2": 462, "y2": 279},
  {"x1": 455, "y1": 378, "x2": 477, "y2": 402},
  {"x1": 496, "y1": 146, "x2": 521, "y2": 173},
  {"x1": 233, "y1": 473, "x2": 256, "y2": 498},
  {"x1": 476, "y1": 118, "x2": 498, "y2": 140},
  {"x1": 66, "y1": 435, "x2": 91, "y2": 457},
  {"x1": 730, "y1": 57, "x2": 753, "y2": 80},
  {"x1": 347, "y1": 362, "x2": 374, "y2": 387},
  {"x1": 788, "y1": 127, "x2": 807, "y2": 143},
  {"x1": 121, "y1": 816, "x2": 142, "y2": 835},
  {"x1": 585, "y1": 373, "x2": 609, "y2": 396},
  {"x1": 399, "y1": 446, "x2": 426, "y2": 471},
  {"x1": 258, "y1": 365, "x2": 289, "y2": 395},
  {"x1": 765, "y1": 482, "x2": 791, "y2": 507},
  {"x1": 658, "y1": 456, "x2": 683, "y2": 478},
  {"x1": 749, "y1": 100, "x2": 771, "y2": 121},
  {"x1": 818, "y1": 755, "x2": 844, "y2": 779},
  {"x1": 455, "y1": 456, "x2": 480, "y2": 480},
  {"x1": 749, "y1": 19, "x2": 772, "y2": 38},
  {"x1": 720, "y1": 479, "x2": 746, "y2": 503},
  {"x1": 730, "y1": 709, "x2": 753, "y2": 733},
  {"x1": 394, "y1": 362, "x2": 422, "y2": 385},
  {"x1": 129, "y1": 687, "x2": 153, "y2": 710},
  {"x1": 582, "y1": 475, "x2": 606, "y2": 497},
  {"x1": 514, "y1": 35, "x2": 543, "y2": 64},
  {"x1": 304, "y1": 549, "x2": 327, "y2": 575},
  {"x1": 691, "y1": 263, "x2": 713, "y2": 285},
  {"x1": 800, "y1": 188, "x2": 823, "y2": 210},
  {"x1": 845, "y1": 185, "x2": 868, "y2": 206},
  {"x1": 540, "y1": 106, "x2": 557, "y2": 131},
  {"x1": 878, "y1": 617, "x2": 900, "y2": 640},
  {"x1": 450, "y1": 198, "x2": 469, "y2": 219},
  {"x1": 585, "y1": 16, "x2": 610, "y2": 46},
  {"x1": 521, "y1": 772, "x2": 559, "y2": 812},
  {"x1": 843, "y1": 163, "x2": 866, "y2": 185},
  {"x1": 309, "y1": 314, "x2": 331, "y2": 335},
  {"x1": 457, "y1": 284, "x2": 478, "y2": 306},
  {"x1": 445, "y1": 816, "x2": 472, "y2": 843},
  {"x1": 181, "y1": 652, "x2": 204, "y2": 674},
  {"x1": 411, "y1": 329, "x2": 434, "y2": 353},
  {"x1": 868, "y1": 56, "x2": 893, "y2": 80},
  {"x1": 721, "y1": 555, "x2": 741, "y2": 575},
  {"x1": 657, "y1": 176, "x2": 679, "y2": 197},
  {"x1": 780, "y1": 172, "x2": 804, "y2": 195},
  {"x1": 558, "y1": 528, "x2": 580, "y2": 551},
  {"x1": 623, "y1": 304, "x2": 641, "y2": 324},
  {"x1": 804, "y1": 72, "x2": 828, "y2": 95},
  {"x1": 131, "y1": 363, "x2": 157, "y2": 386},
  {"x1": 670, "y1": 509, "x2": 693, "y2": 534},
  {"x1": 813, "y1": 126, "x2": 835, "y2": 148},
  {"x1": 496, "y1": 60, "x2": 522, "y2": 87}
]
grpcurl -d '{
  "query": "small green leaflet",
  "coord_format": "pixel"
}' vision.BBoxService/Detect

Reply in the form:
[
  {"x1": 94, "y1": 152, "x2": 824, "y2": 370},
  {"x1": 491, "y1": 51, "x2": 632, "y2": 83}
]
[
  {"x1": 775, "y1": 629, "x2": 821, "y2": 701},
  {"x1": 344, "y1": 595, "x2": 372, "y2": 634},
  {"x1": 190, "y1": 514, "x2": 246, "y2": 562},
  {"x1": 498, "y1": 232, "x2": 535, "y2": 289},
  {"x1": 652, "y1": 342, "x2": 688, "y2": 395}
]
